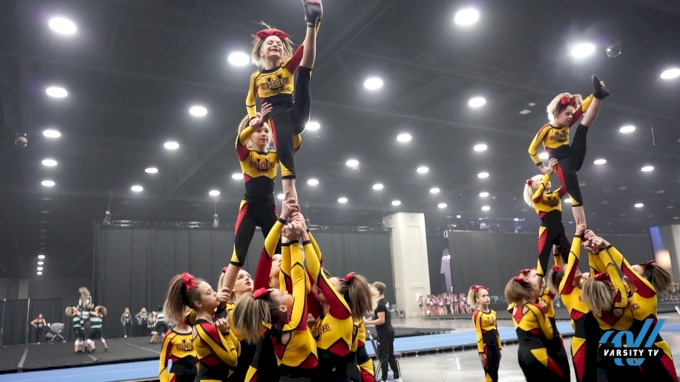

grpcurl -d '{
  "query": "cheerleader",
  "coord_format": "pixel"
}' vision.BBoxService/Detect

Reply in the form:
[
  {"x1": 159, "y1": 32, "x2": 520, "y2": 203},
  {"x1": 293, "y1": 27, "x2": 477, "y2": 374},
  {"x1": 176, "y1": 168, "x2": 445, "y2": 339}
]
[
  {"x1": 505, "y1": 276, "x2": 567, "y2": 381},
  {"x1": 160, "y1": 292, "x2": 198, "y2": 382},
  {"x1": 148, "y1": 312, "x2": 158, "y2": 343},
  {"x1": 245, "y1": 0, "x2": 323, "y2": 203},
  {"x1": 153, "y1": 306, "x2": 169, "y2": 344},
  {"x1": 460, "y1": 293, "x2": 470, "y2": 314},
  {"x1": 469, "y1": 285, "x2": 502, "y2": 382},
  {"x1": 66, "y1": 306, "x2": 84, "y2": 353},
  {"x1": 585, "y1": 233, "x2": 676, "y2": 381},
  {"x1": 30, "y1": 314, "x2": 47, "y2": 344},
  {"x1": 579, "y1": 230, "x2": 642, "y2": 380},
  {"x1": 301, "y1": 216, "x2": 373, "y2": 382},
  {"x1": 233, "y1": 218, "x2": 318, "y2": 382},
  {"x1": 452, "y1": 294, "x2": 459, "y2": 315},
  {"x1": 528, "y1": 75, "x2": 609, "y2": 226},
  {"x1": 86, "y1": 306, "x2": 108, "y2": 352}
]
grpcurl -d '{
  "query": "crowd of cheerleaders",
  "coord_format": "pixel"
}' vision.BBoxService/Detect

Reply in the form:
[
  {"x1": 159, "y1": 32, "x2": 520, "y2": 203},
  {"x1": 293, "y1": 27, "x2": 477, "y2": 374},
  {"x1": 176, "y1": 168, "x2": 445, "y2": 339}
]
[{"x1": 468, "y1": 76, "x2": 678, "y2": 382}]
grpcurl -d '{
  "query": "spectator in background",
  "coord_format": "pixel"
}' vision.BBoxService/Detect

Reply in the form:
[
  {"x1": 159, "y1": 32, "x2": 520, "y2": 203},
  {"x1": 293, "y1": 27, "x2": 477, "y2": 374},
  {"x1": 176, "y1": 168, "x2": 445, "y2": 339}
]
[
  {"x1": 135, "y1": 307, "x2": 148, "y2": 337},
  {"x1": 121, "y1": 307, "x2": 132, "y2": 338},
  {"x1": 365, "y1": 282, "x2": 402, "y2": 382}
]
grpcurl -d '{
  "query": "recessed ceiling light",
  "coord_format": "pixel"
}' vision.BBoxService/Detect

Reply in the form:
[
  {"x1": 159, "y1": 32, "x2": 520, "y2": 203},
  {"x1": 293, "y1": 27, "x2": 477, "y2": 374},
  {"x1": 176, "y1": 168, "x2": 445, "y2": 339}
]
[
  {"x1": 189, "y1": 106, "x2": 207, "y2": 117},
  {"x1": 641, "y1": 166, "x2": 654, "y2": 172},
  {"x1": 346, "y1": 159, "x2": 359, "y2": 167},
  {"x1": 397, "y1": 133, "x2": 412, "y2": 143},
  {"x1": 668, "y1": 206, "x2": 674, "y2": 209},
  {"x1": 145, "y1": 166, "x2": 158, "y2": 174},
  {"x1": 656, "y1": 190, "x2": 665, "y2": 194},
  {"x1": 620, "y1": 125, "x2": 635, "y2": 133},
  {"x1": 373, "y1": 183, "x2": 384, "y2": 190},
  {"x1": 307, "y1": 178, "x2": 319, "y2": 186},
  {"x1": 38, "y1": 255, "x2": 45, "y2": 259},
  {"x1": 594, "y1": 159, "x2": 606, "y2": 165},
  {"x1": 164, "y1": 141, "x2": 179, "y2": 150},
  {"x1": 473, "y1": 144, "x2": 487, "y2": 151},
  {"x1": 48, "y1": 17, "x2": 76, "y2": 34},
  {"x1": 454, "y1": 8, "x2": 479, "y2": 25},
  {"x1": 417, "y1": 166, "x2": 429, "y2": 174},
  {"x1": 38, "y1": 261, "x2": 44, "y2": 265},
  {"x1": 228, "y1": 52, "x2": 250, "y2": 66},
  {"x1": 37, "y1": 271, "x2": 43, "y2": 275},
  {"x1": 479, "y1": 192, "x2": 489, "y2": 197},
  {"x1": 131, "y1": 185, "x2": 143, "y2": 192},
  {"x1": 232, "y1": 173, "x2": 244, "y2": 180},
  {"x1": 564, "y1": 198, "x2": 572, "y2": 204},
  {"x1": 209, "y1": 190, "x2": 220, "y2": 196},
  {"x1": 538, "y1": 153, "x2": 549, "y2": 159},
  {"x1": 635, "y1": 203, "x2": 643, "y2": 208},
  {"x1": 392, "y1": 200, "x2": 401, "y2": 206},
  {"x1": 46, "y1": 86, "x2": 68, "y2": 98},
  {"x1": 519, "y1": 109, "x2": 531, "y2": 115},
  {"x1": 478, "y1": 172, "x2": 489, "y2": 178},
  {"x1": 44, "y1": 129, "x2": 62, "y2": 139},
  {"x1": 37, "y1": 267, "x2": 43, "y2": 271},
  {"x1": 306, "y1": 122, "x2": 320, "y2": 131},
  {"x1": 41, "y1": 180, "x2": 55, "y2": 187},
  {"x1": 338, "y1": 197, "x2": 348, "y2": 203},
  {"x1": 456, "y1": 215, "x2": 461, "y2": 218},
  {"x1": 571, "y1": 43, "x2": 595, "y2": 58},
  {"x1": 660, "y1": 68, "x2": 680, "y2": 80},
  {"x1": 277, "y1": 193, "x2": 284, "y2": 200},
  {"x1": 481, "y1": 206, "x2": 490, "y2": 211},
  {"x1": 41, "y1": 211, "x2": 49, "y2": 214},
  {"x1": 364, "y1": 77, "x2": 383, "y2": 90},
  {"x1": 430, "y1": 187, "x2": 440, "y2": 194},
  {"x1": 42, "y1": 159, "x2": 57, "y2": 167},
  {"x1": 468, "y1": 97, "x2": 486, "y2": 108},
  {"x1": 674, "y1": 217, "x2": 679, "y2": 220},
  {"x1": 438, "y1": 203, "x2": 447, "y2": 209}
]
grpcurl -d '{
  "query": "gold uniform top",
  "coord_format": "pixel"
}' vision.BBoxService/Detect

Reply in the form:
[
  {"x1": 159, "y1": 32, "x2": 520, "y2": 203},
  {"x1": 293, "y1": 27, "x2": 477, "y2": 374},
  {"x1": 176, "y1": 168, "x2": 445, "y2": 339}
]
[
  {"x1": 193, "y1": 319, "x2": 240, "y2": 380},
  {"x1": 559, "y1": 237, "x2": 591, "y2": 328},
  {"x1": 473, "y1": 309, "x2": 501, "y2": 353},
  {"x1": 306, "y1": 239, "x2": 353, "y2": 373},
  {"x1": 589, "y1": 248, "x2": 633, "y2": 331},
  {"x1": 159, "y1": 329, "x2": 197, "y2": 382},
  {"x1": 252, "y1": 218, "x2": 285, "y2": 291},
  {"x1": 353, "y1": 319, "x2": 374, "y2": 377},
  {"x1": 528, "y1": 95, "x2": 593, "y2": 165},
  {"x1": 512, "y1": 302, "x2": 554, "y2": 342},
  {"x1": 531, "y1": 173, "x2": 567, "y2": 218},
  {"x1": 271, "y1": 242, "x2": 318, "y2": 369}
]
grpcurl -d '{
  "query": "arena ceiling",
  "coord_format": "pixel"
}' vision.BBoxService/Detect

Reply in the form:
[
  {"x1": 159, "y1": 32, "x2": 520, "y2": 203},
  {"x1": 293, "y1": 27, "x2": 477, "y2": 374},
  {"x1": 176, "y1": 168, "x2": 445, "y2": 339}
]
[{"x1": 1, "y1": 0, "x2": 679, "y2": 278}]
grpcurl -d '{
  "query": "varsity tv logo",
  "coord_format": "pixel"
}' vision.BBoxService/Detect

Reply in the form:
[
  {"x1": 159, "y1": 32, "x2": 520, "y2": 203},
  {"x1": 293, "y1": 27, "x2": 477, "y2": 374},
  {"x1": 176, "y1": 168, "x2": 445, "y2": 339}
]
[{"x1": 599, "y1": 319, "x2": 664, "y2": 366}]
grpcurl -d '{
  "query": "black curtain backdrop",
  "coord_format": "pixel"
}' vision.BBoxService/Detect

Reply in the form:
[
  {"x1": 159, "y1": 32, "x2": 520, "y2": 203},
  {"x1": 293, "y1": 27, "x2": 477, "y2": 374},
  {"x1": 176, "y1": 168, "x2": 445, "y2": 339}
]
[
  {"x1": 94, "y1": 224, "x2": 392, "y2": 339},
  {"x1": 447, "y1": 231, "x2": 654, "y2": 301},
  {"x1": 0, "y1": 298, "x2": 75, "y2": 346},
  {"x1": 426, "y1": 235, "x2": 447, "y2": 295},
  {"x1": 3, "y1": 300, "x2": 28, "y2": 346}
]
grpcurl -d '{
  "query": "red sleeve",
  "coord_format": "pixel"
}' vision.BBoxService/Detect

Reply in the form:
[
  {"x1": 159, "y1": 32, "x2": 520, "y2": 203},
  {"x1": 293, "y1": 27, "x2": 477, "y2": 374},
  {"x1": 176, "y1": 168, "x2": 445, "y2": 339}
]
[
  {"x1": 236, "y1": 143, "x2": 250, "y2": 162},
  {"x1": 307, "y1": 290, "x2": 323, "y2": 319},
  {"x1": 284, "y1": 45, "x2": 305, "y2": 73},
  {"x1": 318, "y1": 276, "x2": 351, "y2": 320},
  {"x1": 569, "y1": 108, "x2": 583, "y2": 127},
  {"x1": 253, "y1": 249, "x2": 272, "y2": 290}
]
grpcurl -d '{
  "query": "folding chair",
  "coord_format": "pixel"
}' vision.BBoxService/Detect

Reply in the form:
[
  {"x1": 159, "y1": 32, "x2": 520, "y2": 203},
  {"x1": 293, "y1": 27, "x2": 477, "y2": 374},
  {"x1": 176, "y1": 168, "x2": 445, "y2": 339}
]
[{"x1": 366, "y1": 329, "x2": 401, "y2": 380}]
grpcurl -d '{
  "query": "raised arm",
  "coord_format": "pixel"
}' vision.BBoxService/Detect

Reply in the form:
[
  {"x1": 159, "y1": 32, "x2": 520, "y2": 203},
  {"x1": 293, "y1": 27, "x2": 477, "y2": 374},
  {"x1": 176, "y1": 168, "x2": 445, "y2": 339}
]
[
  {"x1": 304, "y1": 238, "x2": 350, "y2": 319},
  {"x1": 279, "y1": 242, "x2": 292, "y2": 293},
  {"x1": 283, "y1": 241, "x2": 309, "y2": 332},
  {"x1": 559, "y1": 231, "x2": 584, "y2": 295},
  {"x1": 598, "y1": 248, "x2": 629, "y2": 309},
  {"x1": 253, "y1": 218, "x2": 285, "y2": 290},
  {"x1": 246, "y1": 72, "x2": 259, "y2": 120},
  {"x1": 606, "y1": 245, "x2": 655, "y2": 297}
]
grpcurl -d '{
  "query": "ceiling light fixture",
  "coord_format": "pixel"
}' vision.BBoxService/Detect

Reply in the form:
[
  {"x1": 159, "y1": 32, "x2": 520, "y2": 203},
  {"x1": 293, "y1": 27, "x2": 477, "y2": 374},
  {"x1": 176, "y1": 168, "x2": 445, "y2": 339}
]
[
  {"x1": 43, "y1": 129, "x2": 61, "y2": 138},
  {"x1": 454, "y1": 9, "x2": 480, "y2": 25},
  {"x1": 232, "y1": 173, "x2": 244, "y2": 180},
  {"x1": 306, "y1": 122, "x2": 320, "y2": 131},
  {"x1": 209, "y1": 190, "x2": 220, "y2": 196},
  {"x1": 397, "y1": 133, "x2": 411, "y2": 142},
  {"x1": 131, "y1": 185, "x2": 143, "y2": 192},
  {"x1": 338, "y1": 197, "x2": 348, "y2": 203},
  {"x1": 392, "y1": 200, "x2": 401, "y2": 206},
  {"x1": 41, "y1": 180, "x2": 55, "y2": 187},
  {"x1": 473, "y1": 144, "x2": 487, "y2": 151},
  {"x1": 48, "y1": 17, "x2": 77, "y2": 34},
  {"x1": 42, "y1": 159, "x2": 57, "y2": 167},
  {"x1": 571, "y1": 43, "x2": 595, "y2": 58},
  {"x1": 438, "y1": 203, "x2": 447, "y2": 209},
  {"x1": 46, "y1": 86, "x2": 68, "y2": 98},
  {"x1": 641, "y1": 166, "x2": 654, "y2": 172},
  {"x1": 307, "y1": 179, "x2": 319, "y2": 186},
  {"x1": 38, "y1": 261, "x2": 44, "y2": 265},
  {"x1": 430, "y1": 187, "x2": 440, "y2": 194},
  {"x1": 373, "y1": 183, "x2": 384, "y2": 190},
  {"x1": 37, "y1": 272, "x2": 43, "y2": 275},
  {"x1": 417, "y1": 166, "x2": 429, "y2": 174},
  {"x1": 478, "y1": 172, "x2": 489, "y2": 178},
  {"x1": 660, "y1": 68, "x2": 680, "y2": 80},
  {"x1": 38, "y1": 255, "x2": 45, "y2": 259},
  {"x1": 37, "y1": 267, "x2": 43, "y2": 271},
  {"x1": 228, "y1": 52, "x2": 250, "y2": 66},
  {"x1": 145, "y1": 166, "x2": 158, "y2": 174},
  {"x1": 481, "y1": 206, "x2": 490, "y2": 211},
  {"x1": 594, "y1": 159, "x2": 606, "y2": 165},
  {"x1": 164, "y1": 141, "x2": 179, "y2": 150},
  {"x1": 620, "y1": 125, "x2": 635, "y2": 133},
  {"x1": 468, "y1": 97, "x2": 486, "y2": 108},
  {"x1": 479, "y1": 192, "x2": 489, "y2": 197},
  {"x1": 346, "y1": 159, "x2": 359, "y2": 167},
  {"x1": 189, "y1": 106, "x2": 207, "y2": 117},
  {"x1": 635, "y1": 203, "x2": 643, "y2": 208},
  {"x1": 364, "y1": 77, "x2": 383, "y2": 90}
]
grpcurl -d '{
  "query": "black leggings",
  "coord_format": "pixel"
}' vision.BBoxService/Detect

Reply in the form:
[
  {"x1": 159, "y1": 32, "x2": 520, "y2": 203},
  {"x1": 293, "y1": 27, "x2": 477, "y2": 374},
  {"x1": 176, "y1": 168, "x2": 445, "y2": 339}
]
[
  {"x1": 123, "y1": 323, "x2": 131, "y2": 336},
  {"x1": 481, "y1": 331, "x2": 501, "y2": 382},
  {"x1": 36, "y1": 327, "x2": 44, "y2": 342},
  {"x1": 537, "y1": 221, "x2": 570, "y2": 276},
  {"x1": 266, "y1": 66, "x2": 312, "y2": 180},
  {"x1": 377, "y1": 330, "x2": 399, "y2": 381},
  {"x1": 231, "y1": 201, "x2": 279, "y2": 267},
  {"x1": 551, "y1": 123, "x2": 589, "y2": 206}
]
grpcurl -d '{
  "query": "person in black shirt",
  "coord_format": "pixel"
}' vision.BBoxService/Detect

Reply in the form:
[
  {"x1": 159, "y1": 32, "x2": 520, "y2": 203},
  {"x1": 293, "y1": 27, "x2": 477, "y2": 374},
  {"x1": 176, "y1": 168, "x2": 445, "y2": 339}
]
[{"x1": 364, "y1": 282, "x2": 402, "y2": 382}]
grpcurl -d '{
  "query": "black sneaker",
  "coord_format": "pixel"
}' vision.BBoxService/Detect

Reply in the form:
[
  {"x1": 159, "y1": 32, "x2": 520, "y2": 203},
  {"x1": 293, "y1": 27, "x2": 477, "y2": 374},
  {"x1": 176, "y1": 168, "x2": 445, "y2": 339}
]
[{"x1": 592, "y1": 75, "x2": 610, "y2": 99}]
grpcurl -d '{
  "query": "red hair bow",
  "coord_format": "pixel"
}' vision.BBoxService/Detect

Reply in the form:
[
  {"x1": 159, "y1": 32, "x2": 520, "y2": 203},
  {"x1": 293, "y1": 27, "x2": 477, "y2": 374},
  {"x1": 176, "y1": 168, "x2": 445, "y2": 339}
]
[
  {"x1": 641, "y1": 260, "x2": 655, "y2": 268},
  {"x1": 222, "y1": 267, "x2": 228, "y2": 273},
  {"x1": 254, "y1": 29, "x2": 289, "y2": 41},
  {"x1": 341, "y1": 272, "x2": 355, "y2": 283},
  {"x1": 519, "y1": 268, "x2": 535, "y2": 275},
  {"x1": 525, "y1": 179, "x2": 533, "y2": 186},
  {"x1": 594, "y1": 272, "x2": 610, "y2": 282},
  {"x1": 182, "y1": 273, "x2": 198, "y2": 290},
  {"x1": 513, "y1": 276, "x2": 529, "y2": 286},
  {"x1": 253, "y1": 288, "x2": 273, "y2": 300},
  {"x1": 472, "y1": 285, "x2": 487, "y2": 292},
  {"x1": 560, "y1": 96, "x2": 578, "y2": 107},
  {"x1": 551, "y1": 265, "x2": 563, "y2": 273}
]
